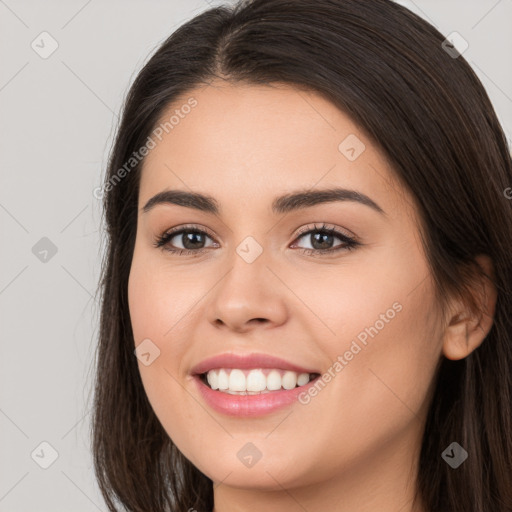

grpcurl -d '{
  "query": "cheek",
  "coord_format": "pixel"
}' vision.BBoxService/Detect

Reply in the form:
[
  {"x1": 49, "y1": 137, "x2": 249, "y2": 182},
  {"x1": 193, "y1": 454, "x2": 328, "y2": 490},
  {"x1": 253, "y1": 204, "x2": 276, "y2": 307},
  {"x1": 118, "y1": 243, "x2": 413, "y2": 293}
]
[
  {"x1": 304, "y1": 243, "x2": 441, "y2": 430},
  {"x1": 128, "y1": 251, "x2": 199, "y2": 353},
  {"x1": 127, "y1": 251, "x2": 210, "y2": 452}
]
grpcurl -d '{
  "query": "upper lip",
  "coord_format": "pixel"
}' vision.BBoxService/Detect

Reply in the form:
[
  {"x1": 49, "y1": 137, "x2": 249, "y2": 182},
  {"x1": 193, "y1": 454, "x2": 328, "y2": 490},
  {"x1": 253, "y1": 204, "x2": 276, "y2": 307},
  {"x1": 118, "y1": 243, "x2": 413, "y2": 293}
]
[{"x1": 191, "y1": 352, "x2": 320, "y2": 375}]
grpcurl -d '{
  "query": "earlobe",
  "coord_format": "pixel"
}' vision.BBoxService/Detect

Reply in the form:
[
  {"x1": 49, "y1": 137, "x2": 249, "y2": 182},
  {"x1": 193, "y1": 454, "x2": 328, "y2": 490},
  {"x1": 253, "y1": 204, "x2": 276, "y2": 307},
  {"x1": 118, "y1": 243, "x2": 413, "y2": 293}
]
[{"x1": 442, "y1": 255, "x2": 497, "y2": 361}]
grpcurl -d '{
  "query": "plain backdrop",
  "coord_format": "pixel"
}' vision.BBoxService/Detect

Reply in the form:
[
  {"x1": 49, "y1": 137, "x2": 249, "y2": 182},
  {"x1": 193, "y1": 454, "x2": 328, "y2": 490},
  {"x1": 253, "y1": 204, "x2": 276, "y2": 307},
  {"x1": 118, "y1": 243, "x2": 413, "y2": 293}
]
[{"x1": 1, "y1": 0, "x2": 511, "y2": 510}]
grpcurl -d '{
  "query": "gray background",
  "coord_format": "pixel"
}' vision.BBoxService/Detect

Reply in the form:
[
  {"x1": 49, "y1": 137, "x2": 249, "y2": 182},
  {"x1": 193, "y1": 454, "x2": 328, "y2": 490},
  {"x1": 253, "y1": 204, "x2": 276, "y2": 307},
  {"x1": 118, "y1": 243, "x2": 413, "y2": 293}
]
[{"x1": 1, "y1": 0, "x2": 511, "y2": 510}]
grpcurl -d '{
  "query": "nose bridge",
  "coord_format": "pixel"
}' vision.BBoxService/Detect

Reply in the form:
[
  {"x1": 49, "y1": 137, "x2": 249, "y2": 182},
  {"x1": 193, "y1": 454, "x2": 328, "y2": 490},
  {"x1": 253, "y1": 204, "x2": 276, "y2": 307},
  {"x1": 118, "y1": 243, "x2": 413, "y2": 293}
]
[
  {"x1": 221, "y1": 233, "x2": 270, "y2": 301},
  {"x1": 206, "y1": 232, "x2": 287, "y2": 330},
  {"x1": 234, "y1": 233, "x2": 266, "y2": 266}
]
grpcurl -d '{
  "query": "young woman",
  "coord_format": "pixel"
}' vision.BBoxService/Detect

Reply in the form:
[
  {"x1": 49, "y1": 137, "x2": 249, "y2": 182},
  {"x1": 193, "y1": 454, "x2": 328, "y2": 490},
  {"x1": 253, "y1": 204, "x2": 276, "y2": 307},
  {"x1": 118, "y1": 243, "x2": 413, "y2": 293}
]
[{"x1": 91, "y1": 1, "x2": 512, "y2": 510}]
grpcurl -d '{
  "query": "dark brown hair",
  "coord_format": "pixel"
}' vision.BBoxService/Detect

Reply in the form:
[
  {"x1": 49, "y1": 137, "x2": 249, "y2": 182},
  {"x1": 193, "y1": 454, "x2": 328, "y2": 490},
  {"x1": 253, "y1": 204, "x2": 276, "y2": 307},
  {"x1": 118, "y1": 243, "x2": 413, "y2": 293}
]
[{"x1": 90, "y1": 0, "x2": 512, "y2": 510}]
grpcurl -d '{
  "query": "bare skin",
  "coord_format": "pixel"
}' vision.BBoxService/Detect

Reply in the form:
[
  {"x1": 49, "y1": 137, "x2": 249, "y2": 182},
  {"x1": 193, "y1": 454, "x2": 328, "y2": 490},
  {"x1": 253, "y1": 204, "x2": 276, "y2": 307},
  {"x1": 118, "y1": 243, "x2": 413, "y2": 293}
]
[{"x1": 127, "y1": 80, "x2": 496, "y2": 512}]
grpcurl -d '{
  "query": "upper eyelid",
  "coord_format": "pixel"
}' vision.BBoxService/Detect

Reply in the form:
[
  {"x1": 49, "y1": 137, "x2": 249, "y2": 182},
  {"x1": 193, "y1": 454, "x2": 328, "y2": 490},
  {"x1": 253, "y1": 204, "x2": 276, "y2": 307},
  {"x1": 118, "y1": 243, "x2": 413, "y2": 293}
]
[
  {"x1": 163, "y1": 223, "x2": 352, "y2": 238},
  {"x1": 165, "y1": 224, "x2": 217, "y2": 240},
  {"x1": 294, "y1": 222, "x2": 356, "y2": 239},
  {"x1": 162, "y1": 223, "x2": 357, "y2": 245}
]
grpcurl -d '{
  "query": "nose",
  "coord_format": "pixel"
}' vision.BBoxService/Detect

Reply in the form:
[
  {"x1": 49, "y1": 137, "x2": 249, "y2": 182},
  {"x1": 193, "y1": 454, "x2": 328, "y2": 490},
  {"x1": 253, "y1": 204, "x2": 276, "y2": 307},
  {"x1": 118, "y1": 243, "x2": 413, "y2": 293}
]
[{"x1": 206, "y1": 249, "x2": 288, "y2": 334}]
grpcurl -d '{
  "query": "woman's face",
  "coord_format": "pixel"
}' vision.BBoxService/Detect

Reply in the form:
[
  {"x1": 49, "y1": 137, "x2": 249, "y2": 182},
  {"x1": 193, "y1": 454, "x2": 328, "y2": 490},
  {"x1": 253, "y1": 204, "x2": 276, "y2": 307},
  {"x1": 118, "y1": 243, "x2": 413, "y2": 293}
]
[{"x1": 128, "y1": 81, "x2": 445, "y2": 497}]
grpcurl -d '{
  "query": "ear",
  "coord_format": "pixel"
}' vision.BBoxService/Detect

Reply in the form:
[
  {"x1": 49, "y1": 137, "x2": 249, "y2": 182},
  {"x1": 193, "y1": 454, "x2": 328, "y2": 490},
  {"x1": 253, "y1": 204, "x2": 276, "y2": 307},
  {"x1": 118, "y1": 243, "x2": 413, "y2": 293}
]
[{"x1": 442, "y1": 255, "x2": 497, "y2": 360}]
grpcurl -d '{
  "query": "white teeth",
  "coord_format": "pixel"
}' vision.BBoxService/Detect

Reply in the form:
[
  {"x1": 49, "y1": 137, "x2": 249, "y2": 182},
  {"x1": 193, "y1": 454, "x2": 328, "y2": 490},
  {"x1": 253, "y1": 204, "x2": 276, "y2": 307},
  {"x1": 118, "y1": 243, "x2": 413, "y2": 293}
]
[
  {"x1": 203, "y1": 368, "x2": 314, "y2": 393},
  {"x1": 281, "y1": 371, "x2": 297, "y2": 390},
  {"x1": 246, "y1": 369, "x2": 267, "y2": 391},
  {"x1": 206, "y1": 370, "x2": 218, "y2": 390},
  {"x1": 297, "y1": 372, "x2": 310, "y2": 386},
  {"x1": 267, "y1": 370, "x2": 282, "y2": 391},
  {"x1": 217, "y1": 369, "x2": 229, "y2": 390},
  {"x1": 229, "y1": 369, "x2": 246, "y2": 391}
]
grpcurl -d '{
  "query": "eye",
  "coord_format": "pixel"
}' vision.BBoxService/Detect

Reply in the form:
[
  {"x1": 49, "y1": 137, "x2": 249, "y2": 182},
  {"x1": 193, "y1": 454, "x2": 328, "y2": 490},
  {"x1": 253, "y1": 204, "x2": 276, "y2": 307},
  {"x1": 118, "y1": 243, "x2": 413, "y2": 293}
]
[
  {"x1": 153, "y1": 222, "x2": 360, "y2": 256},
  {"x1": 153, "y1": 224, "x2": 217, "y2": 256},
  {"x1": 291, "y1": 222, "x2": 360, "y2": 256}
]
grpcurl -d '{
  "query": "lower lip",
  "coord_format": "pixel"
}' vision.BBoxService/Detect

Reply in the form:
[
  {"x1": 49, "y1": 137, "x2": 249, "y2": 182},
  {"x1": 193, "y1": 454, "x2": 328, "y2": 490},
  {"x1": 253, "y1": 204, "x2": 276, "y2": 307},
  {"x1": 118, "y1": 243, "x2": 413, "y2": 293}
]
[{"x1": 193, "y1": 374, "x2": 320, "y2": 417}]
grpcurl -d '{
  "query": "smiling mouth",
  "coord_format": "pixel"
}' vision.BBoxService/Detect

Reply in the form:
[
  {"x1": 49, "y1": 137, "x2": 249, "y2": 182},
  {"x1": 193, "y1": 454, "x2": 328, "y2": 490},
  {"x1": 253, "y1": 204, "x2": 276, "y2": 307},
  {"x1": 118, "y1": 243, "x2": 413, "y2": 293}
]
[{"x1": 198, "y1": 368, "x2": 322, "y2": 395}]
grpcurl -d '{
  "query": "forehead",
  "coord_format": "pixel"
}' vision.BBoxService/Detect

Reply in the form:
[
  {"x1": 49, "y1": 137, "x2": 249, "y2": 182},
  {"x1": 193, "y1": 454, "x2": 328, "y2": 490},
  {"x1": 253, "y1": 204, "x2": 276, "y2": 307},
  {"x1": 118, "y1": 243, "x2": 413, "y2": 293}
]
[{"x1": 138, "y1": 80, "x2": 410, "y2": 219}]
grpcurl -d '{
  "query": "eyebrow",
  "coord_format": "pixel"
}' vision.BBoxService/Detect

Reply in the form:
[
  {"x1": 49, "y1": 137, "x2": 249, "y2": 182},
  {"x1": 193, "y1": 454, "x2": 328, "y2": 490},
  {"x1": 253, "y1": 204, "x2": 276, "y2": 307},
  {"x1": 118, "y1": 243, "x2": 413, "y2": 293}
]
[{"x1": 141, "y1": 187, "x2": 386, "y2": 216}]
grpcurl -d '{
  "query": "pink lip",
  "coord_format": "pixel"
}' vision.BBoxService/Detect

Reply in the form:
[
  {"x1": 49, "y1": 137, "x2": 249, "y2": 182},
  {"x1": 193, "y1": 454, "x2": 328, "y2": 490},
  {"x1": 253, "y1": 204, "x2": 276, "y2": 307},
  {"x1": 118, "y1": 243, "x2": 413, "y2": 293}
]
[
  {"x1": 190, "y1": 352, "x2": 321, "y2": 417},
  {"x1": 190, "y1": 352, "x2": 319, "y2": 375},
  {"x1": 193, "y1": 374, "x2": 321, "y2": 417}
]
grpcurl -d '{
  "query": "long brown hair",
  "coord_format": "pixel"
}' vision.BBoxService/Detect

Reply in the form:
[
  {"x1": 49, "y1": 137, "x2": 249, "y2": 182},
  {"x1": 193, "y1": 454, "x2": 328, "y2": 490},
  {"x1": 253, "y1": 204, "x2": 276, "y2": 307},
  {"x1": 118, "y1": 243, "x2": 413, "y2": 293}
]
[{"x1": 90, "y1": 1, "x2": 512, "y2": 510}]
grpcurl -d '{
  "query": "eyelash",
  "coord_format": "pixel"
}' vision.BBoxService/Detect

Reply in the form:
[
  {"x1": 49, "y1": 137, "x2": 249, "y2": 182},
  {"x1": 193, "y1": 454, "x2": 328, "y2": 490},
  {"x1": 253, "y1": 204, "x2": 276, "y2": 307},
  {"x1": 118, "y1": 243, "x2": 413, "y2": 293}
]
[{"x1": 153, "y1": 222, "x2": 360, "y2": 257}]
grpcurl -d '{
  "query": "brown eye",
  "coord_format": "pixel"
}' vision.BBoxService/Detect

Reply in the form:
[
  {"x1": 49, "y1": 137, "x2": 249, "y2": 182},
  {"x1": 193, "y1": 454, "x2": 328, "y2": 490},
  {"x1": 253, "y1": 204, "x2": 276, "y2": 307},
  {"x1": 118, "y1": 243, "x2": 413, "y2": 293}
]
[
  {"x1": 292, "y1": 223, "x2": 360, "y2": 256},
  {"x1": 154, "y1": 226, "x2": 217, "y2": 255}
]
